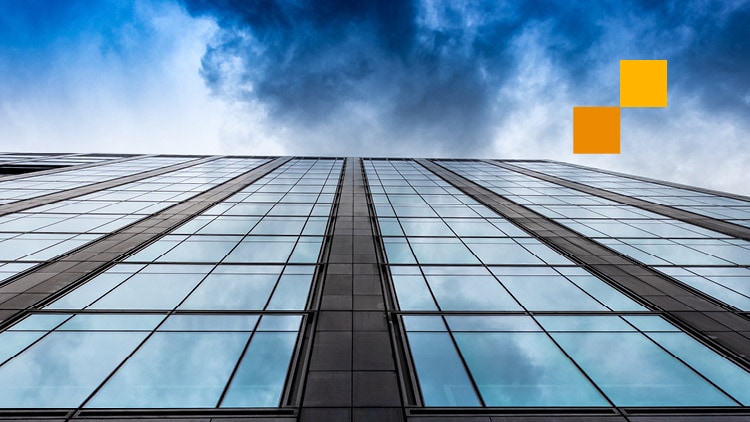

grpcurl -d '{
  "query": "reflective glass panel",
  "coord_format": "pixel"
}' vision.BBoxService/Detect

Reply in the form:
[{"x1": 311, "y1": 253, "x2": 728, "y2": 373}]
[
  {"x1": 408, "y1": 332, "x2": 482, "y2": 406},
  {"x1": 551, "y1": 332, "x2": 736, "y2": 406},
  {"x1": 222, "y1": 332, "x2": 297, "y2": 407},
  {"x1": 87, "y1": 331, "x2": 248, "y2": 408},
  {"x1": 0, "y1": 331, "x2": 148, "y2": 408},
  {"x1": 454, "y1": 332, "x2": 607, "y2": 406}
]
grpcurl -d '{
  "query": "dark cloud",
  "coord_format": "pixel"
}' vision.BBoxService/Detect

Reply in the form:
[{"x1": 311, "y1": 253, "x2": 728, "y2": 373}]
[
  {"x1": 181, "y1": 0, "x2": 521, "y2": 154},
  {"x1": 180, "y1": 0, "x2": 750, "y2": 155},
  {"x1": 674, "y1": 3, "x2": 750, "y2": 115}
]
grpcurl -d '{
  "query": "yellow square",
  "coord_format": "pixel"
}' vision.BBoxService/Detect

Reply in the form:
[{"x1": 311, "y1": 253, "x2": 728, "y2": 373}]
[
  {"x1": 620, "y1": 60, "x2": 667, "y2": 107},
  {"x1": 573, "y1": 106, "x2": 620, "y2": 154}
]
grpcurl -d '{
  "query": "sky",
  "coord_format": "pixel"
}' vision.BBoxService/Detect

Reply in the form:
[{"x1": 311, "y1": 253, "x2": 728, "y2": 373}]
[{"x1": 0, "y1": 0, "x2": 748, "y2": 194}]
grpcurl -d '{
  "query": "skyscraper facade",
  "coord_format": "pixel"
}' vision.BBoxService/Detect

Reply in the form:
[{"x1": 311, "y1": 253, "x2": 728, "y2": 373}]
[{"x1": 0, "y1": 153, "x2": 748, "y2": 422}]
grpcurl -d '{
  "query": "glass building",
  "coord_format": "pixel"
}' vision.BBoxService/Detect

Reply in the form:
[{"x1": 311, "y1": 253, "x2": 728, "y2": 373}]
[{"x1": 0, "y1": 152, "x2": 748, "y2": 422}]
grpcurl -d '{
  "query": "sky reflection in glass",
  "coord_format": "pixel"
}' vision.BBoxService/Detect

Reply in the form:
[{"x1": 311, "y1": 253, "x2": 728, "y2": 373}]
[
  {"x1": 408, "y1": 331, "x2": 482, "y2": 406},
  {"x1": 438, "y1": 160, "x2": 750, "y2": 311},
  {"x1": 0, "y1": 159, "x2": 342, "y2": 409},
  {"x1": 552, "y1": 332, "x2": 736, "y2": 406},
  {"x1": 0, "y1": 331, "x2": 148, "y2": 408},
  {"x1": 454, "y1": 332, "x2": 607, "y2": 406},
  {"x1": 87, "y1": 331, "x2": 248, "y2": 408},
  {"x1": 405, "y1": 314, "x2": 750, "y2": 407},
  {"x1": 222, "y1": 332, "x2": 297, "y2": 407}
]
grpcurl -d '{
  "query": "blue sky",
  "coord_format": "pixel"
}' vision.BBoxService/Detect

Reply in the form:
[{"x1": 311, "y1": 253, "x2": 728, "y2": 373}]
[{"x1": 0, "y1": 0, "x2": 748, "y2": 194}]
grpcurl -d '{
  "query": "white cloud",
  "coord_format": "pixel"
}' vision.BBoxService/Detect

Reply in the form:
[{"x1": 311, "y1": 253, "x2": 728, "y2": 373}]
[
  {"x1": 0, "y1": 1, "x2": 232, "y2": 155},
  {"x1": 487, "y1": 15, "x2": 750, "y2": 197},
  {"x1": 574, "y1": 98, "x2": 750, "y2": 196}
]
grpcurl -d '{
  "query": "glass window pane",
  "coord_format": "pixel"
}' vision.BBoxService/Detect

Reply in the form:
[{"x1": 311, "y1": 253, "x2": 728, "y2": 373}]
[
  {"x1": 536, "y1": 316, "x2": 635, "y2": 332},
  {"x1": 410, "y1": 240, "x2": 480, "y2": 265},
  {"x1": 0, "y1": 331, "x2": 147, "y2": 408},
  {"x1": 500, "y1": 276, "x2": 606, "y2": 311},
  {"x1": 25, "y1": 236, "x2": 99, "y2": 261},
  {"x1": 196, "y1": 217, "x2": 260, "y2": 235},
  {"x1": 89, "y1": 273, "x2": 204, "y2": 310},
  {"x1": 392, "y1": 275, "x2": 437, "y2": 310},
  {"x1": 160, "y1": 315, "x2": 259, "y2": 331},
  {"x1": 224, "y1": 238, "x2": 296, "y2": 263},
  {"x1": 383, "y1": 239, "x2": 416, "y2": 264},
  {"x1": 59, "y1": 314, "x2": 164, "y2": 331},
  {"x1": 268, "y1": 203, "x2": 314, "y2": 216},
  {"x1": 302, "y1": 218, "x2": 329, "y2": 235},
  {"x1": 0, "y1": 331, "x2": 47, "y2": 364},
  {"x1": 288, "y1": 238, "x2": 324, "y2": 263},
  {"x1": 251, "y1": 218, "x2": 306, "y2": 235},
  {"x1": 567, "y1": 276, "x2": 646, "y2": 311},
  {"x1": 454, "y1": 332, "x2": 608, "y2": 406},
  {"x1": 407, "y1": 332, "x2": 481, "y2": 406},
  {"x1": 125, "y1": 237, "x2": 185, "y2": 262},
  {"x1": 399, "y1": 219, "x2": 454, "y2": 236},
  {"x1": 87, "y1": 331, "x2": 249, "y2": 408},
  {"x1": 464, "y1": 241, "x2": 543, "y2": 265},
  {"x1": 378, "y1": 219, "x2": 404, "y2": 236},
  {"x1": 266, "y1": 274, "x2": 313, "y2": 310},
  {"x1": 8, "y1": 314, "x2": 70, "y2": 331},
  {"x1": 180, "y1": 273, "x2": 278, "y2": 310},
  {"x1": 552, "y1": 332, "x2": 736, "y2": 406},
  {"x1": 222, "y1": 332, "x2": 297, "y2": 407},
  {"x1": 168, "y1": 216, "x2": 213, "y2": 234},
  {"x1": 157, "y1": 238, "x2": 239, "y2": 263},
  {"x1": 426, "y1": 275, "x2": 521, "y2": 311},
  {"x1": 46, "y1": 271, "x2": 136, "y2": 309},
  {"x1": 257, "y1": 315, "x2": 303, "y2": 331},
  {"x1": 444, "y1": 219, "x2": 505, "y2": 237},
  {"x1": 403, "y1": 316, "x2": 445, "y2": 331},
  {"x1": 446, "y1": 316, "x2": 540, "y2": 332},
  {"x1": 224, "y1": 203, "x2": 273, "y2": 216},
  {"x1": 647, "y1": 332, "x2": 750, "y2": 405}
]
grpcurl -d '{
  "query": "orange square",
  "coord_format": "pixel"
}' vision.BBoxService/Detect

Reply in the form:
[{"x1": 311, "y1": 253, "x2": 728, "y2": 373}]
[
  {"x1": 620, "y1": 60, "x2": 667, "y2": 107},
  {"x1": 573, "y1": 106, "x2": 620, "y2": 154}
]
